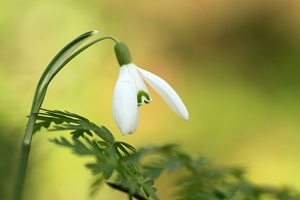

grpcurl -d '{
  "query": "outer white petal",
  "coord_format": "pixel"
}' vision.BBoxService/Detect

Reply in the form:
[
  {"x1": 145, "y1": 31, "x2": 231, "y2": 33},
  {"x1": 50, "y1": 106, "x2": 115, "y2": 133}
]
[
  {"x1": 135, "y1": 66, "x2": 189, "y2": 120},
  {"x1": 112, "y1": 66, "x2": 139, "y2": 135},
  {"x1": 126, "y1": 64, "x2": 152, "y2": 105}
]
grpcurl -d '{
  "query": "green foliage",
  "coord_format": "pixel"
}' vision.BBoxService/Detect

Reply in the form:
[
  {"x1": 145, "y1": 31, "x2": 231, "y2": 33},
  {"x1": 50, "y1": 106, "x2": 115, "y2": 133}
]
[
  {"x1": 35, "y1": 109, "x2": 158, "y2": 200},
  {"x1": 135, "y1": 145, "x2": 300, "y2": 200},
  {"x1": 35, "y1": 109, "x2": 300, "y2": 200},
  {"x1": 35, "y1": 109, "x2": 114, "y2": 142}
]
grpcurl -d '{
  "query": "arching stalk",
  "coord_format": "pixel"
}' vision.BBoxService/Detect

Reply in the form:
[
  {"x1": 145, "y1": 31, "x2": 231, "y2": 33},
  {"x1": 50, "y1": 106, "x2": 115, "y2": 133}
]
[{"x1": 13, "y1": 30, "x2": 119, "y2": 200}]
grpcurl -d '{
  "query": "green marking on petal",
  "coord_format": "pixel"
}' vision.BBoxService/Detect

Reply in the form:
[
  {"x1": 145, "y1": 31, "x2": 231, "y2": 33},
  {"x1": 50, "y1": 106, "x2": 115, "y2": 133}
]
[{"x1": 137, "y1": 90, "x2": 151, "y2": 106}]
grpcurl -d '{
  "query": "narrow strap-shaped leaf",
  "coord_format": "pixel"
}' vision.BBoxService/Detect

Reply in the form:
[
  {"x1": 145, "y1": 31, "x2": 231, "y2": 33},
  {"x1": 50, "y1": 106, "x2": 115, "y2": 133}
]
[
  {"x1": 13, "y1": 32, "x2": 98, "y2": 200},
  {"x1": 31, "y1": 30, "x2": 98, "y2": 113}
]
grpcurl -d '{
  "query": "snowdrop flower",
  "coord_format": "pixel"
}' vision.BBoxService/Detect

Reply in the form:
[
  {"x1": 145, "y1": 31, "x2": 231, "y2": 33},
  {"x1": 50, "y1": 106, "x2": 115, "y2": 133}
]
[{"x1": 112, "y1": 42, "x2": 189, "y2": 135}]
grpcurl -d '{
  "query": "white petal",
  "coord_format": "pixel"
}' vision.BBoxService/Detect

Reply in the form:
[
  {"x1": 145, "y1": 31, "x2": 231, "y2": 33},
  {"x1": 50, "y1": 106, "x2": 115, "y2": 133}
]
[
  {"x1": 126, "y1": 64, "x2": 152, "y2": 106},
  {"x1": 135, "y1": 66, "x2": 189, "y2": 120},
  {"x1": 112, "y1": 66, "x2": 139, "y2": 135}
]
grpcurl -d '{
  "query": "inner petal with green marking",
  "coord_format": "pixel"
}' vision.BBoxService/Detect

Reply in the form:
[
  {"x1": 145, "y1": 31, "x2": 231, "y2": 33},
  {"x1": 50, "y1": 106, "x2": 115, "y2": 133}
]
[{"x1": 137, "y1": 90, "x2": 151, "y2": 106}]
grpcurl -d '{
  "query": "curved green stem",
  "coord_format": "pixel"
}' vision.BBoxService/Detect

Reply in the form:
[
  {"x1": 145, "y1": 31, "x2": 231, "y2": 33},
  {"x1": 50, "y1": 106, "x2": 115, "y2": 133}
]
[
  {"x1": 13, "y1": 113, "x2": 37, "y2": 200},
  {"x1": 13, "y1": 31, "x2": 119, "y2": 200},
  {"x1": 128, "y1": 194, "x2": 133, "y2": 200}
]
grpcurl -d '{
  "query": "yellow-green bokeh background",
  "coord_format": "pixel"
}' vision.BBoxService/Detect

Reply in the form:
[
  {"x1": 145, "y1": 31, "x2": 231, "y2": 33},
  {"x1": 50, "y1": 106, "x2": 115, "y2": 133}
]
[{"x1": 1, "y1": 0, "x2": 300, "y2": 199}]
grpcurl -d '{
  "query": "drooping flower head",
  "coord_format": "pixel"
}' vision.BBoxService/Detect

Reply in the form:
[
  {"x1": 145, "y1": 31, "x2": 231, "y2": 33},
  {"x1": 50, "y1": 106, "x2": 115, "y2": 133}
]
[{"x1": 113, "y1": 42, "x2": 189, "y2": 135}]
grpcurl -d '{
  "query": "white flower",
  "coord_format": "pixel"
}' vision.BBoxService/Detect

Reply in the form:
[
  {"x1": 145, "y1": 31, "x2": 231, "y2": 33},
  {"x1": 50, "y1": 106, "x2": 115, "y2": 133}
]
[{"x1": 112, "y1": 42, "x2": 189, "y2": 135}]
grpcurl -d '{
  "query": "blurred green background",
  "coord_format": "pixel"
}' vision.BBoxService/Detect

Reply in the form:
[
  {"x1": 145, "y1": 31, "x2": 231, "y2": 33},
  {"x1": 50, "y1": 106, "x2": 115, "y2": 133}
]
[{"x1": 1, "y1": 0, "x2": 300, "y2": 199}]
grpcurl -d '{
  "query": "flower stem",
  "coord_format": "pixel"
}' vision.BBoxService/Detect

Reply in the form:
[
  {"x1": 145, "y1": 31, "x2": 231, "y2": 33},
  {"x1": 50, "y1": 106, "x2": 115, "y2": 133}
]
[
  {"x1": 13, "y1": 113, "x2": 37, "y2": 200},
  {"x1": 128, "y1": 194, "x2": 133, "y2": 200},
  {"x1": 12, "y1": 31, "x2": 121, "y2": 200},
  {"x1": 12, "y1": 31, "x2": 101, "y2": 200}
]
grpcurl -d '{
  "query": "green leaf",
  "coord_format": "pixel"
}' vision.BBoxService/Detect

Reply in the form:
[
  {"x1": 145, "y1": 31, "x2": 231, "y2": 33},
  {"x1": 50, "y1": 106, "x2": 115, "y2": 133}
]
[
  {"x1": 141, "y1": 180, "x2": 159, "y2": 200},
  {"x1": 50, "y1": 137, "x2": 73, "y2": 148},
  {"x1": 50, "y1": 137, "x2": 94, "y2": 155},
  {"x1": 103, "y1": 165, "x2": 115, "y2": 179},
  {"x1": 93, "y1": 126, "x2": 115, "y2": 143},
  {"x1": 31, "y1": 31, "x2": 98, "y2": 114},
  {"x1": 115, "y1": 142, "x2": 130, "y2": 156},
  {"x1": 86, "y1": 163, "x2": 106, "y2": 174},
  {"x1": 118, "y1": 142, "x2": 136, "y2": 152},
  {"x1": 35, "y1": 109, "x2": 113, "y2": 140}
]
